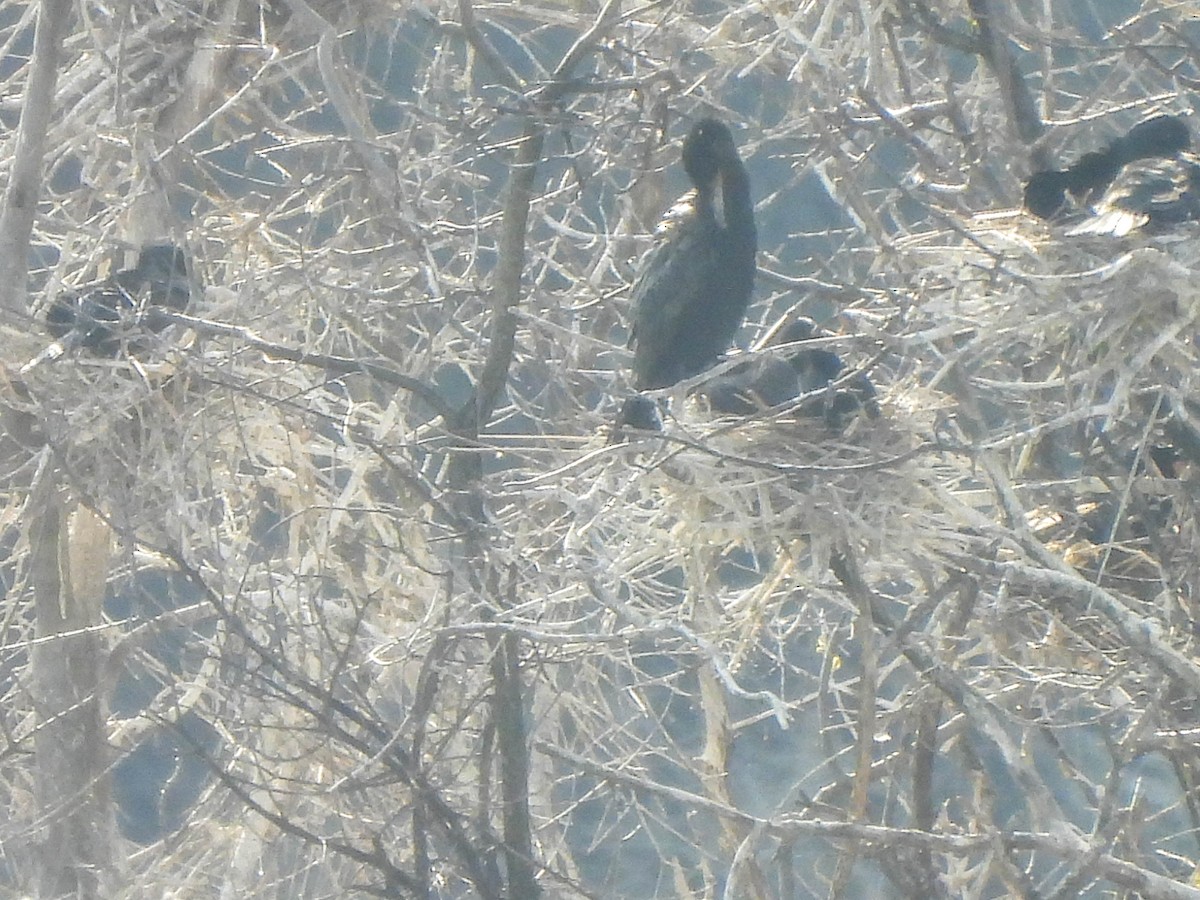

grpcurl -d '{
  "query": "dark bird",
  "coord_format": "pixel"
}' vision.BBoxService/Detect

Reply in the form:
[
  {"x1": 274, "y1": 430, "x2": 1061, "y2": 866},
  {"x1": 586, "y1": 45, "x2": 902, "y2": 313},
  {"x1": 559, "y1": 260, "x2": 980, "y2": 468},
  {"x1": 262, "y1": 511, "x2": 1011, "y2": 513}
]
[
  {"x1": 630, "y1": 118, "x2": 756, "y2": 389},
  {"x1": 615, "y1": 395, "x2": 663, "y2": 434},
  {"x1": 701, "y1": 356, "x2": 800, "y2": 415},
  {"x1": 1024, "y1": 114, "x2": 1194, "y2": 225},
  {"x1": 700, "y1": 317, "x2": 879, "y2": 429},
  {"x1": 25, "y1": 243, "x2": 195, "y2": 372},
  {"x1": 616, "y1": 118, "x2": 756, "y2": 433},
  {"x1": 1067, "y1": 152, "x2": 1200, "y2": 237}
]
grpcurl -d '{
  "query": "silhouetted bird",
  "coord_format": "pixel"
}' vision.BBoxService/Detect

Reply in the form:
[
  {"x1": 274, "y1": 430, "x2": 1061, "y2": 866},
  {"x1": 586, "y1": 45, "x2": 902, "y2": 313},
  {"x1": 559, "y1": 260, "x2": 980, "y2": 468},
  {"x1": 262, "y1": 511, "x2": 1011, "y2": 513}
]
[
  {"x1": 25, "y1": 244, "x2": 195, "y2": 372},
  {"x1": 701, "y1": 357, "x2": 799, "y2": 415},
  {"x1": 616, "y1": 119, "x2": 756, "y2": 435},
  {"x1": 1067, "y1": 152, "x2": 1200, "y2": 236},
  {"x1": 630, "y1": 118, "x2": 756, "y2": 389},
  {"x1": 1024, "y1": 114, "x2": 1193, "y2": 225},
  {"x1": 701, "y1": 317, "x2": 879, "y2": 429}
]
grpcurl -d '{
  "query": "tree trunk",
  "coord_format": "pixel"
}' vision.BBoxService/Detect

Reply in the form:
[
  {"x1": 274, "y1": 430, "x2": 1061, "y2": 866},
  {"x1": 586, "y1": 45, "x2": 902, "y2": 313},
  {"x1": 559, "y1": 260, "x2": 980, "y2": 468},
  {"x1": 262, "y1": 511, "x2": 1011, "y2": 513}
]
[{"x1": 29, "y1": 486, "x2": 115, "y2": 900}]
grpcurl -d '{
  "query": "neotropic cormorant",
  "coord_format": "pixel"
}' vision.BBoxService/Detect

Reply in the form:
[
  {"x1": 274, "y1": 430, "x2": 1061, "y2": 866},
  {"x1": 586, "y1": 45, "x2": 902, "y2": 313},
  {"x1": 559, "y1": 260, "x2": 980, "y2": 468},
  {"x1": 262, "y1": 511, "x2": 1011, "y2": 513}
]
[
  {"x1": 626, "y1": 118, "x2": 757, "y2": 388},
  {"x1": 701, "y1": 356, "x2": 800, "y2": 415},
  {"x1": 615, "y1": 118, "x2": 756, "y2": 435},
  {"x1": 1067, "y1": 152, "x2": 1200, "y2": 236},
  {"x1": 1024, "y1": 114, "x2": 1193, "y2": 226},
  {"x1": 700, "y1": 317, "x2": 879, "y2": 429},
  {"x1": 27, "y1": 243, "x2": 195, "y2": 371}
]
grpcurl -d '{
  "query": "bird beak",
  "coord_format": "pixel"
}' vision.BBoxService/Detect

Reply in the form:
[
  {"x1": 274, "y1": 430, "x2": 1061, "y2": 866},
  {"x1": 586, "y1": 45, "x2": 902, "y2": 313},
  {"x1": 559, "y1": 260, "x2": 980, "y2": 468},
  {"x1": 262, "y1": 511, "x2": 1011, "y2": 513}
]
[{"x1": 713, "y1": 170, "x2": 727, "y2": 228}]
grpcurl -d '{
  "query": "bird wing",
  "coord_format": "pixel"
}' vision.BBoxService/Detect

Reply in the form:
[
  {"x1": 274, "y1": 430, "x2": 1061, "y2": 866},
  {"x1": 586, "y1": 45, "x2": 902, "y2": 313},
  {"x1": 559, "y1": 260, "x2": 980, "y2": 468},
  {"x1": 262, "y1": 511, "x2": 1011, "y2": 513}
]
[
  {"x1": 628, "y1": 189, "x2": 707, "y2": 331},
  {"x1": 627, "y1": 213, "x2": 723, "y2": 389},
  {"x1": 1068, "y1": 155, "x2": 1200, "y2": 237},
  {"x1": 652, "y1": 189, "x2": 700, "y2": 237}
]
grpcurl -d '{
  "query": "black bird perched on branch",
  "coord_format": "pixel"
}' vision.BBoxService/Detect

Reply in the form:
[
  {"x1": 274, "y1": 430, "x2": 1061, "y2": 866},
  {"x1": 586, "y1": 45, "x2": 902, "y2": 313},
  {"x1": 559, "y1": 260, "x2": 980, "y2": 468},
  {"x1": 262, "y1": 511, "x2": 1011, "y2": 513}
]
[
  {"x1": 1023, "y1": 114, "x2": 1195, "y2": 228},
  {"x1": 617, "y1": 118, "x2": 756, "y2": 432},
  {"x1": 701, "y1": 318, "x2": 879, "y2": 429},
  {"x1": 1068, "y1": 129, "x2": 1200, "y2": 237},
  {"x1": 24, "y1": 243, "x2": 195, "y2": 373}
]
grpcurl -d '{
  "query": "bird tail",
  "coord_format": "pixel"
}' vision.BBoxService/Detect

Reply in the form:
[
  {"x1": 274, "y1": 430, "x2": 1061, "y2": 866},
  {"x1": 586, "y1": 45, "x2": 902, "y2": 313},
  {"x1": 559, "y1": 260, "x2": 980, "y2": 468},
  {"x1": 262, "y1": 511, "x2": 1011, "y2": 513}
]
[
  {"x1": 20, "y1": 330, "x2": 85, "y2": 374},
  {"x1": 20, "y1": 343, "x2": 66, "y2": 374},
  {"x1": 1065, "y1": 210, "x2": 1147, "y2": 237}
]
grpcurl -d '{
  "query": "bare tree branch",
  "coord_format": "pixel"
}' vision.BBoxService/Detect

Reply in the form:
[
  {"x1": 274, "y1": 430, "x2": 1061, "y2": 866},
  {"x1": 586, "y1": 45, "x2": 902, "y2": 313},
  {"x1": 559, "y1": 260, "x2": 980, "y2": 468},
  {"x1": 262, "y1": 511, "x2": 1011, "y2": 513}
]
[{"x1": 0, "y1": 0, "x2": 74, "y2": 313}]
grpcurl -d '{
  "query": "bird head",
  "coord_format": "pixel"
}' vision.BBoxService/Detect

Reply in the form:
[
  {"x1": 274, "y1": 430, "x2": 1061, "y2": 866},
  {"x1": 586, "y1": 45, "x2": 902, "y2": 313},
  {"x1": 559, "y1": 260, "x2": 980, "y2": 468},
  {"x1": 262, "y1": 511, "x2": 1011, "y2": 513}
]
[
  {"x1": 1023, "y1": 169, "x2": 1074, "y2": 219},
  {"x1": 682, "y1": 118, "x2": 738, "y2": 188},
  {"x1": 773, "y1": 317, "x2": 819, "y2": 346}
]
